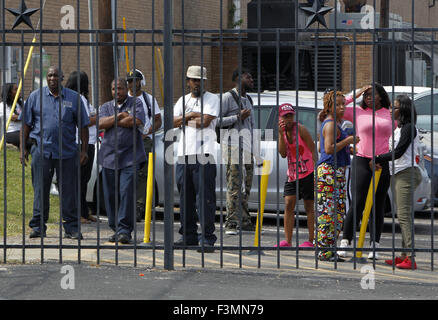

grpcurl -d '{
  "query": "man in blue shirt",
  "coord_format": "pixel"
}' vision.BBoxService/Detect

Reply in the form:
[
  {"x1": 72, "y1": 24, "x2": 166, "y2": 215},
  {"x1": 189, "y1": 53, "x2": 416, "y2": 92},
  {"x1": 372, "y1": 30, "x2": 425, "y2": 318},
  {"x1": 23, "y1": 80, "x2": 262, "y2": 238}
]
[
  {"x1": 20, "y1": 66, "x2": 90, "y2": 239},
  {"x1": 98, "y1": 78, "x2": 146, "y2": 244}
]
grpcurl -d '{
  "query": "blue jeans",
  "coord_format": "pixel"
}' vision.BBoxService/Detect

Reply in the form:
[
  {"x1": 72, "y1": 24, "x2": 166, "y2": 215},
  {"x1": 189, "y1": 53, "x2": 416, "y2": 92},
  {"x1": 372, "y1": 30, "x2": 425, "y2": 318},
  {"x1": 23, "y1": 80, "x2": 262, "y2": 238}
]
[
  {"x1": 176, "y1": 158, "x2": 217, "y2": 245},
  {"x1": 102, "y1": 165, "x2": 140, "y2": 236},
  {"x1": 29, "y1": 144, "x2": 78, "y2": 234}
]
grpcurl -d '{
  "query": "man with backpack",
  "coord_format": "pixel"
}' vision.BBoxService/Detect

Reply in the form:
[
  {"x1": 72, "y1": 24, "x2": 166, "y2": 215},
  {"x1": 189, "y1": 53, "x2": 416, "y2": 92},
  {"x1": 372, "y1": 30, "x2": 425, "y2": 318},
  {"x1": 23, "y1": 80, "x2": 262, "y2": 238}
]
[
  {"x1": 218, "y1": 69, "x2": 260, "y2": 235},
  {"x1": 127, "y1": 69, "x2": 162, "y2": 222}
]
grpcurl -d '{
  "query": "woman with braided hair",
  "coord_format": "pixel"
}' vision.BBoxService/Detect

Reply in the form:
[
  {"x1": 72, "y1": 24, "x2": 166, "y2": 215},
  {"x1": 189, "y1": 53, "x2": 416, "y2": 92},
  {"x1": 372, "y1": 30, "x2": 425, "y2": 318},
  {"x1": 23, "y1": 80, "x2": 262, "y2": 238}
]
[{"x1": 317, "y1": 90, "x2": 359, "y2": 261}]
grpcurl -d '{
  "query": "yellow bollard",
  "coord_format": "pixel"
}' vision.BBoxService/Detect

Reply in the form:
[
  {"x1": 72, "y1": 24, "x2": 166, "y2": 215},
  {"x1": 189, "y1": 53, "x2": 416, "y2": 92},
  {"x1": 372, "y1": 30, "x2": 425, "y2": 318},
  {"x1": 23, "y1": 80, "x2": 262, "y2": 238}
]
[
  {"x1": 143, "y1": 152, "x2": 154, "y2": 243},
  {"x1": 356, "y1": 168, "x2": 382, "y2": 258},
  {"x1": 0, "y1": 37, "x2": 36, "y2": 152},
  {"x1": 122, "y1": 17, "x2": 130, "y2": 74},
  {"x1": 154, "y1": 47, "x2": 165, "y2": 107},
  {"x1": 253, "y1": 160, "x2": 271, "y2": 247}
]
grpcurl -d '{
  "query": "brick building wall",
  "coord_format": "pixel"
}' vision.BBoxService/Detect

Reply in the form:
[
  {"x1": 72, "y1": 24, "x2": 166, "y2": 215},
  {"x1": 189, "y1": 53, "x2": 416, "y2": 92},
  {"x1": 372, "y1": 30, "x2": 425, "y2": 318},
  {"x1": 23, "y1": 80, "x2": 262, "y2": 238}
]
[
  {"x1": 2, "y1": 0, "x2": 435, "y2": 106},
  {"x1": 2, "y1": 0, "x2": 229, "y2": 105}
]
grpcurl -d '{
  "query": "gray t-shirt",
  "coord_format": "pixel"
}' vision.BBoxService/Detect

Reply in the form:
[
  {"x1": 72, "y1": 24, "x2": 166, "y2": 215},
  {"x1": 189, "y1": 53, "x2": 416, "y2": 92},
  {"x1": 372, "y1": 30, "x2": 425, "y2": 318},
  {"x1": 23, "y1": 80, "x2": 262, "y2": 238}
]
[{"x1": 218, "y1": 89, "x2": 256, "y2": 153}]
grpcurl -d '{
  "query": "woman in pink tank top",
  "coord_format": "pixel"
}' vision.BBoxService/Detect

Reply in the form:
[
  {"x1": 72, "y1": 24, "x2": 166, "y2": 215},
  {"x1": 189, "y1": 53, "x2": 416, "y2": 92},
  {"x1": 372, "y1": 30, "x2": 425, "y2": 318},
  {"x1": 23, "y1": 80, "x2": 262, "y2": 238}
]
[{"x1": 275, "y1": 103, "x2": 317, "y2": 248}]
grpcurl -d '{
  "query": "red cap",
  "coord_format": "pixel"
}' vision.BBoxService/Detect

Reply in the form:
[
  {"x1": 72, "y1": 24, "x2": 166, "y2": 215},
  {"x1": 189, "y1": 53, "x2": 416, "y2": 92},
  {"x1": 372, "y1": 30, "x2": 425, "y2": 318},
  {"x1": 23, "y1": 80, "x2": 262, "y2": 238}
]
[{"x1": 279, "y1": 103, "x2": 295, "y2": 117}]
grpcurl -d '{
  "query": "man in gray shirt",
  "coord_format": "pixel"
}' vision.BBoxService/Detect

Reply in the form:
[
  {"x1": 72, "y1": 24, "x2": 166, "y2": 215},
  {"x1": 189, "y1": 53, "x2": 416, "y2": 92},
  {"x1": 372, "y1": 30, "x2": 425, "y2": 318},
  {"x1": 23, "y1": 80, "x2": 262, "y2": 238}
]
[{"x1": 218, "y1": 69, "x2": 259, "y2": 235}]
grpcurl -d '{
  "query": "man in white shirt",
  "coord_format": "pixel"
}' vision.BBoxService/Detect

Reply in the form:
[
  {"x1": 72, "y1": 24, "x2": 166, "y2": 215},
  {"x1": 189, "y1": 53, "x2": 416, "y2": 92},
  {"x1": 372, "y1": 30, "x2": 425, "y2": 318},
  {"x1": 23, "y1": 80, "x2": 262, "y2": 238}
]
[
  {"x1": 173, "y1": 66, "x2": 219, "y2": 252},
  {"x1": 127, "y1": 69, "x2": 162, "y2": 222}
]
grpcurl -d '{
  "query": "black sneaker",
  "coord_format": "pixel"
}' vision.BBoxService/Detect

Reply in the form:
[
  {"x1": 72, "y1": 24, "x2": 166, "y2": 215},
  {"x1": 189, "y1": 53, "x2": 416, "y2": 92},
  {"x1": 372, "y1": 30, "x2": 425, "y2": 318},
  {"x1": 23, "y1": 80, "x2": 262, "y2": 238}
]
[
  {"x1": 174, "y1": 238, "x2": 198, "y2": 246},
  {"x1": 30, "y1": 230, "x2": 46, "y2": 238},
  {"x1": 197, "y1": 243, "x2": 215, "y2": 253},
  {"x1": 64, "y1": 232, "x2": 83, "y2": 240},
  {"x1": 108, "y1": 233, "x2": 117, "y2": 242},
  {"x1": 118, "y1": 233, "x2": 131, "y2": 244}
]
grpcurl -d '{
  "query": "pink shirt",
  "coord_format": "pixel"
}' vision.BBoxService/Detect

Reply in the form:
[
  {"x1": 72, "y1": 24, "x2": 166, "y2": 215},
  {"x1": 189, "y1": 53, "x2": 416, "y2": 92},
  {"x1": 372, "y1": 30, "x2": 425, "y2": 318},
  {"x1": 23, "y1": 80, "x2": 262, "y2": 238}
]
[
  {"x1": 284, "y1": 130, "x2": 314, "y2": 182},
  {"x1": 344, "y1": 96, "x2": 393, "y2": 158}
]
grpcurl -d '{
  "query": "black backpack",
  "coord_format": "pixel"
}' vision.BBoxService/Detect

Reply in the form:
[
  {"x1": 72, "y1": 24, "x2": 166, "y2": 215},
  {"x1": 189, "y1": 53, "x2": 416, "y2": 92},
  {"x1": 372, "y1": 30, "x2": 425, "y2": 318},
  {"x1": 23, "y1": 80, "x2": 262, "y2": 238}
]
[{"x1": 141, "y1": 91, "x2": 152, "y2": 120}]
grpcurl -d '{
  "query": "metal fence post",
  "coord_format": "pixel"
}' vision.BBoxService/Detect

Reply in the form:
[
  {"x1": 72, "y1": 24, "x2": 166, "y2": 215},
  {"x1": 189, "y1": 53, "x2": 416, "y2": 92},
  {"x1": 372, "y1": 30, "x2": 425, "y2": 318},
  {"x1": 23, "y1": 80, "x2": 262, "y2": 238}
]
[{"x1": 163, "y1": 0, "x2": 174, "y2": 270}]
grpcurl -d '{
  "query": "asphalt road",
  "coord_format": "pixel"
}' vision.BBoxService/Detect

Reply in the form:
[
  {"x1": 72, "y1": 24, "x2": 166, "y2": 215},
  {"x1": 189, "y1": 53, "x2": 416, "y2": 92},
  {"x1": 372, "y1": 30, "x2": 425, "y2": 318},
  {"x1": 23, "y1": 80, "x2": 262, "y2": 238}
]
[
  {"x1": 1, "y1": 262, "x2": 437, "y2": 301},
  {"x1": 1, "y1": 207, "x2": 437, "y2": 301}
]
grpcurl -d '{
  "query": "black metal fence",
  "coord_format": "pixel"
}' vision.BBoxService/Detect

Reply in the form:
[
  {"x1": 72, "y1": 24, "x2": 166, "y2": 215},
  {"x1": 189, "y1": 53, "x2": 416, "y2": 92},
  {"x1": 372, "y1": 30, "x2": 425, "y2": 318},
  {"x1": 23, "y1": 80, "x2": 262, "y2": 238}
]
[{"x1": 1, "y1": 0, "x2": 437, "y2": 272}]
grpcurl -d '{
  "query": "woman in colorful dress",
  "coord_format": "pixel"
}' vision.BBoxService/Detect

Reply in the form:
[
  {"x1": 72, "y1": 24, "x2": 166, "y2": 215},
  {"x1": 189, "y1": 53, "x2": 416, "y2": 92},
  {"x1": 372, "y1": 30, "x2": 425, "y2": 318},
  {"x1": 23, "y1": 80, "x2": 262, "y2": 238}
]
[{"x1": 317, "y1": 90, "x2": 359, "y2": 261}]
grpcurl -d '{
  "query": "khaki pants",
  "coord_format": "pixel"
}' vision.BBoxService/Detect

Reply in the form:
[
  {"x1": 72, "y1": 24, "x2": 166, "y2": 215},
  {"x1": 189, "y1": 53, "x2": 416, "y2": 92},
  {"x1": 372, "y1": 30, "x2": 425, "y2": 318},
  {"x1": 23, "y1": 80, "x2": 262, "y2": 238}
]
[{"x1": 394, "y1": 166, "x2": 422, "y2": 256}]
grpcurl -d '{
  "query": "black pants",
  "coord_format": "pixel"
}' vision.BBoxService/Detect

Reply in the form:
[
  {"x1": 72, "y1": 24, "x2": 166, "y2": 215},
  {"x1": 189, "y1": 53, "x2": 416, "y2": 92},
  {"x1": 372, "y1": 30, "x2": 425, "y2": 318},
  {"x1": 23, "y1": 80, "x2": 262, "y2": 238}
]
[
  {"x1": 176, "y1": 156, "x2": 217, "y2": 245},
  {"x1": 343, "y1": 156, "x2": 390, "y2": 243},
  {"x1": 80, "y1": 144, "x2": 95, "y2": 218}
]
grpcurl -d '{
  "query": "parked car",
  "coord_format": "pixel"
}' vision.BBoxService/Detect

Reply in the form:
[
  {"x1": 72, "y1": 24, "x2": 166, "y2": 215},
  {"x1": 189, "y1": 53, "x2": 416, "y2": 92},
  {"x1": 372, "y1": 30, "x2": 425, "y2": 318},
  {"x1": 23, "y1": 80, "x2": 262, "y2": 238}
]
[
  {"x1": 86, "y1": 90, "x2": 431, "y2": 216},
  {"x1": 412, "y1": 88, "x2": 438, "y2": 204}
]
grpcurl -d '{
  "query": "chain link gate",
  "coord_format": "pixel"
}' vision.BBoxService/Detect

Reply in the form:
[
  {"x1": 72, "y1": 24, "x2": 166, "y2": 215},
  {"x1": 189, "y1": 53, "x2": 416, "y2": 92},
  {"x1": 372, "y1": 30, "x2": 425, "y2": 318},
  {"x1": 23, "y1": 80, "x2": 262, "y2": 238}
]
[{"x1": 1, "y1": 0, "x2": 437, "y2": 272}]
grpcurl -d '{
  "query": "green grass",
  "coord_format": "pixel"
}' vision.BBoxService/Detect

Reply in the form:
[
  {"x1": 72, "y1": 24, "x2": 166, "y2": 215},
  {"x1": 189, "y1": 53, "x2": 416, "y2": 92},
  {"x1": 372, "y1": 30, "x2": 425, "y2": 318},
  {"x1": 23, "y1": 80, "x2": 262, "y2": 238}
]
[{"x1": 0, "y1": 145, "x2": 60, "y2": 237}]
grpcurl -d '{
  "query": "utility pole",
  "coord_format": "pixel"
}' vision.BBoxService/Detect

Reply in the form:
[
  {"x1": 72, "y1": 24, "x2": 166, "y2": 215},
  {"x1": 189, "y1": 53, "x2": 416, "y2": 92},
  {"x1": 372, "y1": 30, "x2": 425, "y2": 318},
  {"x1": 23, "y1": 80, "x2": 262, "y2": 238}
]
[
  {"x1": 98, "y1": 0, "x2": 114, "y2": 103},
  {"x1": 380, "y1": 0, "x2": 389, "y2": 39},
  {"x1": 163, "y1": 0, "x2": 174, "y2": 271}
]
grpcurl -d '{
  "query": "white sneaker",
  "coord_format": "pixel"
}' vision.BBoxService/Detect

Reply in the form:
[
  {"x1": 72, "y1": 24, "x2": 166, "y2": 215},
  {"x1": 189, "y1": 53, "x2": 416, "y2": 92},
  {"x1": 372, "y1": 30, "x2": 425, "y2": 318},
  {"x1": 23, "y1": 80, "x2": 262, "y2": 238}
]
[
  {"x1": 337, "y1": 239, "x2": 350, "y2": 257},
  {"x1": 368, "y1": 242, "x2": 380, "y2": 259}
]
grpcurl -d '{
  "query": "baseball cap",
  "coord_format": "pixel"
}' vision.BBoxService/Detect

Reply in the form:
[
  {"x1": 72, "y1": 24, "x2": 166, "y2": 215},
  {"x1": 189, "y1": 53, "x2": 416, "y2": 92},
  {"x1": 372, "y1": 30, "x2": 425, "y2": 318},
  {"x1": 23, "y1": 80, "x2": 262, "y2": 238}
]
[
  {"x1": 279, "y1": 103, "x2": 295, "y2": 117},
  {"x1": 127, "y1": 69, "x2": 146, "y2": 86},
  {"x1": 186, "y1": 66, "x2": 207, "y2": 80}
]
